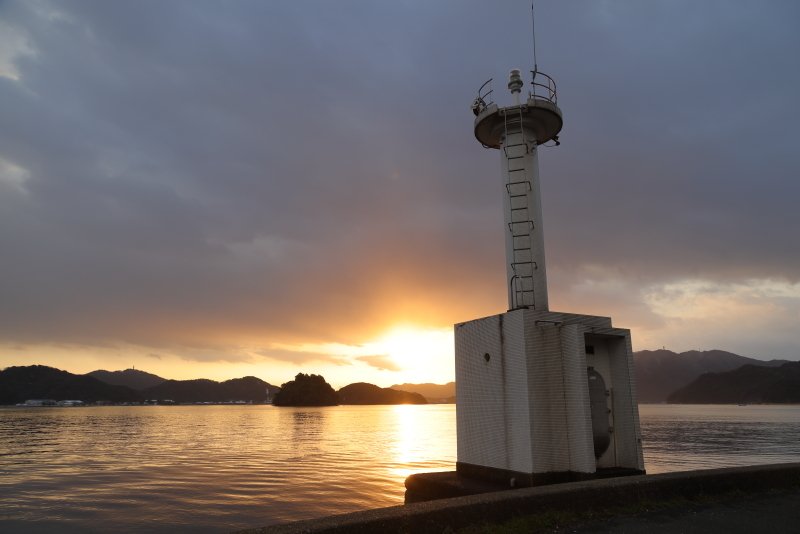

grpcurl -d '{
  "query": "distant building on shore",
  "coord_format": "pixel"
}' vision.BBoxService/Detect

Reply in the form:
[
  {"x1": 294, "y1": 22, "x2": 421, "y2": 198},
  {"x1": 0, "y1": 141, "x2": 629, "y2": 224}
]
[{"x1": 21, "y1": 399, "x2": 57, "y2": 406}]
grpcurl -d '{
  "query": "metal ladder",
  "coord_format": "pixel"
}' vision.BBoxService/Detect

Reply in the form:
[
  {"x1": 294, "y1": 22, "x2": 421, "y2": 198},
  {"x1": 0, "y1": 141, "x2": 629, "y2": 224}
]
[{"x1": 503, "y1": 107, "x2": 536, "y2": 309}]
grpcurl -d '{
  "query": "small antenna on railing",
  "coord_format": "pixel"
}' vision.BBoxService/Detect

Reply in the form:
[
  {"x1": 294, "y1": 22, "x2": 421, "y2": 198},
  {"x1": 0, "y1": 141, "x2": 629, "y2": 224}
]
[{"x1": 531, "y1": 0, "x2": 538, "y2": 73}]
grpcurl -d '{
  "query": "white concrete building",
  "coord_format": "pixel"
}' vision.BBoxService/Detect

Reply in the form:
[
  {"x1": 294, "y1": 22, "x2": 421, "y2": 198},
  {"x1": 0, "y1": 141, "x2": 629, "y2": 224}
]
[{"x1": 455, "y1": 70, "x2": 645, "y2": 485}]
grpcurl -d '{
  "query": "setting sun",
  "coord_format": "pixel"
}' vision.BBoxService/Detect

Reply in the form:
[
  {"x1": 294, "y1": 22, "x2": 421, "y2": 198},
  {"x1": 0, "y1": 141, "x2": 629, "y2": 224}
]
[
  {"x1": 266, "y1": 325, "x2": 455, "y2": 387},
  {"x1": 370, "y1": 326, "x2": 453, "y2": 374}
]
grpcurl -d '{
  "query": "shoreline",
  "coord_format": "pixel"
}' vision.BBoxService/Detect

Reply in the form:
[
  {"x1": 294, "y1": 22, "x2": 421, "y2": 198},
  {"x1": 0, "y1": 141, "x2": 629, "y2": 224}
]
[{"x1": 236, "y1": 462, "x2": 800, "y2": 533}]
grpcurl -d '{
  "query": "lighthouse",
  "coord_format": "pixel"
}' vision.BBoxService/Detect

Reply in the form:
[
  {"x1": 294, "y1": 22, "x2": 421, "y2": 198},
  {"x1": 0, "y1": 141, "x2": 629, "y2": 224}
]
[{"x1": 454, "y1": 66, "x2": 645, "y2": 485}]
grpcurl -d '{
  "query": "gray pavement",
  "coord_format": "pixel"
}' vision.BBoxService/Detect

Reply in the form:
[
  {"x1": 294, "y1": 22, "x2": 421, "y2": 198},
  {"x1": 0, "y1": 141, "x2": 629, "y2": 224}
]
[{"x1": 568, "y1": 488, "x2": 800, "y2": 534}]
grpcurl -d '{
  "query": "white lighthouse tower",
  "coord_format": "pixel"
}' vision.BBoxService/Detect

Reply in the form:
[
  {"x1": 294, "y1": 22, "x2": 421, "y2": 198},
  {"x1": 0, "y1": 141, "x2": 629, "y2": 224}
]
[{"x1": 455, "y1": 64, "x2": 645, "y2": 485}]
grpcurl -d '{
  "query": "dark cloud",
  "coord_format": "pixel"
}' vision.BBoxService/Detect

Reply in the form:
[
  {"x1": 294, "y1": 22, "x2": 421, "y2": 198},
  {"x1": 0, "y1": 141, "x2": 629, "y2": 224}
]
[{"x1": 0, "y1": 0, "x2": 799, "y2": 362}]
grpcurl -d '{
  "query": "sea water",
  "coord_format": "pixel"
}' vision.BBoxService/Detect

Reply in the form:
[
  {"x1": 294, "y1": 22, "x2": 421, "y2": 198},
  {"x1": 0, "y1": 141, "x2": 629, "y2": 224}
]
[{"x1": 1, "y1": 403, "x2": 799, "y2": 533}]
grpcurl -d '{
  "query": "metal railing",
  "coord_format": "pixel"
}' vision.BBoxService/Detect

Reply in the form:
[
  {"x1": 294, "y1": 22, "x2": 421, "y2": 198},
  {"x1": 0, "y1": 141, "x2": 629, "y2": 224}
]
[
  {"x1": 530, "y1": 70, "x2": 557, "y2": 105},
  {"x1": 472, "y1": 70, "x2": 558, "y2": 115},
  {"x1": 471, "y1": 78, "x2": 494, "y2": 116}
]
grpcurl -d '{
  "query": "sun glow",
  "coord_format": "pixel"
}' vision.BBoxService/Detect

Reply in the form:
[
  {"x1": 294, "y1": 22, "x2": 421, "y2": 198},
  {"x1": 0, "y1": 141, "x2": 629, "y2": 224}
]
[
  {"x1": 268, "y1": 324, "x2": 455, "y2": 386},
  {"x1": 354, "y1": 325, "x2": 455, "y2": 384},
  {"x1": 370, "y1": 326, "x2": 453, "y2": 371}
]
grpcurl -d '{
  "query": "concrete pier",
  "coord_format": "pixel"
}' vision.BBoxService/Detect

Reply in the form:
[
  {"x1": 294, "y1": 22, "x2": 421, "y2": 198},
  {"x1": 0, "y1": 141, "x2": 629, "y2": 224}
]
[{"x1": 236, "y1": 463, "x2": 800, "y2": 534}]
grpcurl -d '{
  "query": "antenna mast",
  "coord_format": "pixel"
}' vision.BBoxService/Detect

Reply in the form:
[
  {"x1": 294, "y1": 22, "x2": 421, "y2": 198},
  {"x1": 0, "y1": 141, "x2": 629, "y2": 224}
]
[{"x1": 531, "y1": 0, "x2": 538, "y2": 72}]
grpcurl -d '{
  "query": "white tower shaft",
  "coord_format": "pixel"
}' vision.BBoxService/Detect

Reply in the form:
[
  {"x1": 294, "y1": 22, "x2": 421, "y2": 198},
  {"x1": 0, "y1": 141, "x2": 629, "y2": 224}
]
[
  {"x1": 501, "y1": 118, "x2": 548, "y2": 310},
  {"x1": 472, "y1": 71, "x2": 562, "y2": 311}
]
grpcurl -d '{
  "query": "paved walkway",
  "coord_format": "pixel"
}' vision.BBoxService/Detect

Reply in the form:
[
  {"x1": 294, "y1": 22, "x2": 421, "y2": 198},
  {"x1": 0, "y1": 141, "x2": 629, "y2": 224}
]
[{"x1": 569, "y1": 488, "x2": 800, "y2": 534}]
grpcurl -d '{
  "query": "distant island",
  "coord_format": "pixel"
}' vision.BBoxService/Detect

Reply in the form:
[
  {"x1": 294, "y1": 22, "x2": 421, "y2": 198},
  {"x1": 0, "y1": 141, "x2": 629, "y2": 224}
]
[
  {"x1": 272, "y1": 373, "x2": 339, "y2": 406},
  {"x1": 271, "y1": 374, "x2": 428, "y2": 406}
]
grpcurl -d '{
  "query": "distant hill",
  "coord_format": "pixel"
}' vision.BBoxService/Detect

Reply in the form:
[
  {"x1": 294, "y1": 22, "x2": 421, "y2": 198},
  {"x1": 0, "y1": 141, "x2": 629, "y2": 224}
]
[
  {"x1": 143, "y1": 376, "x2": 279, "y2": 403},
  {"x1": 0, "y1": 365, "x2": 142, "y2": 404},
  {"x1": 390, "y1": 382, "x2": 455, "y2": 402},
  {"x1": 668, "y1": 362, "x2": 800, "y2": 404},
  {"x1": 88, "y1": 368, "x2": 166, "y2": 390},
  {"x1": 338, "y1": 383, "x2": 426, "y2": 405},
  {"x1": 0, "y1": 365, "x2": 280, "y2": 404},
  {"x1": 272, "y1": 373, "x2": 338, "y2": 406},
  {"x1": 634, "y1": 349, "x2": 789, "y2": 403}
]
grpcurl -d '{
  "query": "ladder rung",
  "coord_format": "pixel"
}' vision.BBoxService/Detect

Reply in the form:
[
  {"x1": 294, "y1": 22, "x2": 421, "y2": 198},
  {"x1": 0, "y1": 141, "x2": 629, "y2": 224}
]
[{"x1": 506, "y1": 181, "x2": 531, "y2": 190}]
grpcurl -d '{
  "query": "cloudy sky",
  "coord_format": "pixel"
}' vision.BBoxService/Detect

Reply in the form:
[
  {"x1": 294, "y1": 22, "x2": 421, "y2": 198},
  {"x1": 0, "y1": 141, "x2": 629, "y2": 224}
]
[{"x1": 1, "y1": 0, "x2": 799, "y2": 388}]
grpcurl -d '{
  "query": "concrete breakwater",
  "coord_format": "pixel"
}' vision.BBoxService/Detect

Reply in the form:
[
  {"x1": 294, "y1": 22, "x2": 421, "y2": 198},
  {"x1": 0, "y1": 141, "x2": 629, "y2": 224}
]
[{"x1": 237, "y1": 463, "x2": 800, "y2": 533}]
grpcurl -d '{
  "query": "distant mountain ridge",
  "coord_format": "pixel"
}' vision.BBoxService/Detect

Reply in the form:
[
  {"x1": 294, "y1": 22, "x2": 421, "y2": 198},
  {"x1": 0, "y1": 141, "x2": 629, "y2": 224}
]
[
  {"x1": 2, "y1": 365, "x2": 433, "y2": 406},
  {"x1": 0, "y1": 366, "x2": 141, "y2": 404},
  {"x1": 393, "y1": 351, "x2": 796, "y2": 404},
  {"x1": 338, "y1": 383, "x2": 426, "y2": 405},
  {"x1": 144, "y1": 376, "x2": 279, "y2": 403},
  {"x1": 668, "y1": 362, "x2": 800, "y2": 404},
  {"x1": 0, "y1": 365, "x2": 278, "y2": 404},
  {"x1": 6, "y1": 350, "x2": 798, "y2": 406},
  {"x1": 633, "y1": 349, "x2": 789, "y2": 403},
  {"x1": 88, "y1": 368, "x2": 166, "y2": 390},
  {"x1": 391, "y1": 382, "x2": 455, "y2": 402}
]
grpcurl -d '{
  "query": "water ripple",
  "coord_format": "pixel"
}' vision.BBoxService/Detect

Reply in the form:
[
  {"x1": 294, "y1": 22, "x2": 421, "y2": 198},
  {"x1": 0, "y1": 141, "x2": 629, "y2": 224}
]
[{"x1": 1, "y1": 404, "x2": 799, "y2": 532}]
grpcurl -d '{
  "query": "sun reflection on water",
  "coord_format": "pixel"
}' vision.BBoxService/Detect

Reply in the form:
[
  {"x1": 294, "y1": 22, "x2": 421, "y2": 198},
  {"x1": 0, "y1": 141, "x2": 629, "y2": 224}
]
[{"x1": 389, "y1": 404, "x2": 455, "y2": 480}]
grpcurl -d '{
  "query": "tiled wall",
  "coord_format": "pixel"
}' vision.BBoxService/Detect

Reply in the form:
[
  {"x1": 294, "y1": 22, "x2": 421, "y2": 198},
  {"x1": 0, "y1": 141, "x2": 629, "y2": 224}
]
[{"x1": 456, "y1": 309, "x2": 644, "y2": 476}]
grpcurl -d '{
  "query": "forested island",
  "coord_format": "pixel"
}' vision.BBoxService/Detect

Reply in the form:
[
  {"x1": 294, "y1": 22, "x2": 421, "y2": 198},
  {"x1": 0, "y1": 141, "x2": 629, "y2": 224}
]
[
  {"x1": 271, "y1": 374, "x2": 427, "y2": 406},
  {"x1": 272, "y1": 373, "x2": 339, "y2": 406}
]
